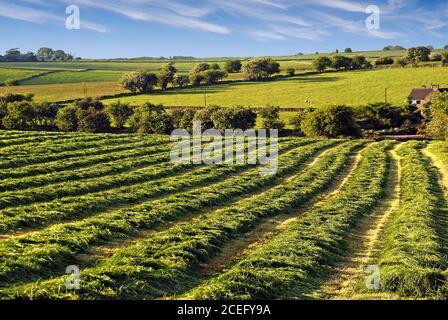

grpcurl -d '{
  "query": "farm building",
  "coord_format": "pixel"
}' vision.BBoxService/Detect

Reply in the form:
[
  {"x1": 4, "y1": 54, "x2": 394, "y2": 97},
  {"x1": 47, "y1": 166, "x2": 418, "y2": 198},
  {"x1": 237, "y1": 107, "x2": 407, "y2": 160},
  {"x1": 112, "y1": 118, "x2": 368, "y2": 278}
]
[{"x1": 410, "y1": 84, "x2": 448, "y2": 106}]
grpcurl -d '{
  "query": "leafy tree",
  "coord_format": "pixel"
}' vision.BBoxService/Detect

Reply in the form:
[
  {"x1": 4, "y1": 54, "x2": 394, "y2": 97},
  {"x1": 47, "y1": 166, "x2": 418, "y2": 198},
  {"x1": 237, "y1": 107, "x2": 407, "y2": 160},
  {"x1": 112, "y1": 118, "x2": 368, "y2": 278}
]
[
  {"x1": 351, "y1": 55, "x2": 370, "y2": 69},
  {"x1": 395, "y1": 57, "x2": 408, "y2": 67},
  {"x1": 2, "y1": 101, "x2": 36, "y2": 130},
  {"x1": 301, "y1": 106, "x2": 360, "y2": 138},
  {"x1": 210, "y1": 63, "x2": 221, "y2": 70},
  {"x1": 189, "y1": 73, "x2": 205, "y2": 86},
  {"x1": 120, "y1": 71, "x2": 158, "y2": 93},
  {"x1": 173, "y1": 75, "x2": 189, "y2": 88},
  {"x1": 289, "y1": 111, "x2": 310, "y2": 133},
  {"x1": 33, "y1": 102, "x2": 58, "y2": 129},
  {"x1": 178, "y1": 109, "x2": 197, "y2": 132},
  {"x1": 202, "y1": 69, "x2": 228, "y2": 85},
  {"x1": 128, "y1": 103, "x2": 173, "y2": 134},
  {"x1": 243, "y1": 58, "x2": 280, "y2": 81},
  {"x1": 356, "y1": 103, "x2": 404, "y2": 130},
  {"x1": 286, "y1": 68, "x2": 296, "y2": 76},
  {"x1": 332, "y1": 55, "x2": 353, "y2": 70},
  {"x1": 225, "y1": 59, "x2": 242, "y2": 73},
  {"x1": 426, "y1": 92, "x2": 448, "y2": 139},
  {"x1": 430, "y1": 53, "x2": 442, "y2": 62},
  {"x1": 211, "y1": 106, "x2": 257, "y2": 131},
  {"x1": 258, "y1": 105, "x2": 284, "y2": 130},
  {"x1": 158, "y1": 64, "x2": 177, "y2": 90},
  {"x1": 344, "y1": 48, "x2": 353, "y2": 53},
  {"x1": 442, "y1": 52, "x2": 448, "y2": 66},
  {"x1": 105, "y1": 101, "x2": 134, "y2": 129},
  {"x1": 192, "y1": 63, "x2": 211, "y2": 73},
  {"x1": 375, "y1": 57, "x2": 394, "y2": 66},
  {"x1": 77, "y1": 107, "x2": 111, "y2": 133},
  {"x1": 37, "y1": 47, "x2": 54, "y2": 61},
  {"x1": 55, "y1": 105, "x2": 79, "y2": 132},
  {"x1": 193, "y1": 105, "x2": 222, "y2": 131},
  {"x1": 74, "y1": 97, "x2": 104, "y2": 111},
  {"x1": 312, "y1": 56, "x2": 332, "y2": 72},
  {"x1": 4, "y1": 48, "x2": 21, "y2": 61},
  {"x1": 405, "y1": 46, "x2": 431, "y2": 66},
  {"x1": 444, "y1": 45, "x2": 448, "y2": 50}
]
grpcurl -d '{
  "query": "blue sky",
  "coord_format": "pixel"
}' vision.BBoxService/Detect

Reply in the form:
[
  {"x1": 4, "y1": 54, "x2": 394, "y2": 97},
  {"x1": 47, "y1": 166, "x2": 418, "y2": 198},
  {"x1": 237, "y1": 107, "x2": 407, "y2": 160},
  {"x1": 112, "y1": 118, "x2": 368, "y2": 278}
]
[{"x1": 1, "y1": 0, "x2": 447, "y2": 58}]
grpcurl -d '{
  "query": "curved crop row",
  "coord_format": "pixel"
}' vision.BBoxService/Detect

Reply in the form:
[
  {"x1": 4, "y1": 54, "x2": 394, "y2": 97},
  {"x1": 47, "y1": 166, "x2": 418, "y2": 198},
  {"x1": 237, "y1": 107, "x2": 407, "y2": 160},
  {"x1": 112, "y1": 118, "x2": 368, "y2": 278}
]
[
  {"x1": 377, "y1": 141, "x2": 447, "y2": 298},
  {"x1": 0, "y1": 139, "x2": 335, "y2": 289},
  {"x1": 184, "y1": 140, "x2": 393, "y2": 300},
  {"x1": 0, "y1": 140, "x2": 365, "y2": 299}
]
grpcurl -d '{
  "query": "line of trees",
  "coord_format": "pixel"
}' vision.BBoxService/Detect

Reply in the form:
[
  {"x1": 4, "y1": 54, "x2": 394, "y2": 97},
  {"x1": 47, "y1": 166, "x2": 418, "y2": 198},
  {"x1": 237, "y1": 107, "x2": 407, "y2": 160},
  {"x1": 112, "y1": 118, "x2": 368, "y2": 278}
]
[
  {"x1": 0, "y1": 48, "x2": 74, "y2": 62},
  {"x1": 313, "y1": 55, "x2": 372, "y2": 72}
]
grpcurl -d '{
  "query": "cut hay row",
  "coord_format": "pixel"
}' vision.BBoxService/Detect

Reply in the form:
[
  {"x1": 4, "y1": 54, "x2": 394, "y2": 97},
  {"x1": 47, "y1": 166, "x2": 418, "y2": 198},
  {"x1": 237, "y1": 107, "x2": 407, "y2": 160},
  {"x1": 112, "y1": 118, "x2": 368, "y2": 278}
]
[
  {"x1": 0, "y1": 139, "x2": 336, "y2": 289},
  {"x1": 377, "y1": 141, "x2": 448, "y2": 298},
  {"x1": 184, "y1": 140, "x2": 393, "y2": 300},
  {"x1": 1, "y1": 140, "x2": 364, "y2": 299}
]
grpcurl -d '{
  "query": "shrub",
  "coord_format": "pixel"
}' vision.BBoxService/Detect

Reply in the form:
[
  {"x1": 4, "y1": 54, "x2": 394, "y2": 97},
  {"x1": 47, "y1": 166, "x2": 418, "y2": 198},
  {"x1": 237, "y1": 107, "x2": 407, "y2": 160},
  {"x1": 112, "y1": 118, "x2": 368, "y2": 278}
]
[
  {"x1": 4, "y1": 79, "x2": 20, "y2": 86},
  {"x1": 430, "y1": 53, "x2": 442, "y2": 62},
  {"x1": 225, "y1": 60, "x2": 242, "y2": 73},
  {"x1": 395, "y1": 57, "x2": 408, "y2": 67},
  {"x1": 193, "y1": 105, "x2": 222, "y2": 131},
  {"x1": 259, "y1": 106, "x2": 284, "y2": 130},
  {"x1": 105, "y1": 101, "x2": 134, "y2": 129},
  {"x1": 301, "y1": 106, "x2": 360, "y2": 138},
  {"x1": 332, "y1": 55, "x2": 353, "y2": 70},
  {"x1": 442, "y1": 52, "x2": 448, "y2": 66},
  {"x1": 2, "y1": 101, "x2": 36, "y2": 130},
  {"x1": 55, "y1": 105, "x2": 79, "y2": 132},
  {"x1": 120, "y1": 71, "x2": 158, "y2": 93},
  {"x1": 0, "y1": 93, "x2": 33, "y2": 104},
  {"x1": 375, "y1": 57, "x2": 394, "y2": 66},
  {"x1": 211, "y1": 106, "x2": 257, "y2": 131},
  {"x1": 128, "y1": 103, "x2": 173, "y2": 134},
  {"x1": 77, "y1": 107, "x2": 111, "y2": 133},
  {"x1": 74, "y1": 97, "x2": 104, "y2": 111},
  {"x1": 202, "y1": 69, "x2": 228, "y2": 85},
  {"x1": 189, "y1": 73, "x2": 205, "y2": 86},
  {"x1": 286, "y1": 68, "x2": 296, "y2": 76},
  {"x1": 33, "y1": 102, "x2": 58, "y2": 129},
  {"x1": 179, "y1": 109, "x2": 197, "y2": 132}
]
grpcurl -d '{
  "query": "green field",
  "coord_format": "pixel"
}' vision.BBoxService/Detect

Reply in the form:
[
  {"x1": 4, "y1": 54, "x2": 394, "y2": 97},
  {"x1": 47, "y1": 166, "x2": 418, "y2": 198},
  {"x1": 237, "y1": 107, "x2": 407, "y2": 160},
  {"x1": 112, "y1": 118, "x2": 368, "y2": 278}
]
[
  {"x1": 0, "y1": 68, "x2": 41, "y2": 83},
  {"x1": 21, "y1": 70, "x2": 125, "y2": 85},
  {"x1": 0, "y1": 132, "x2": 447, "y2": 300},
  {"x1": 105, "y1": 67, "x2": 448, "y2": 108}
]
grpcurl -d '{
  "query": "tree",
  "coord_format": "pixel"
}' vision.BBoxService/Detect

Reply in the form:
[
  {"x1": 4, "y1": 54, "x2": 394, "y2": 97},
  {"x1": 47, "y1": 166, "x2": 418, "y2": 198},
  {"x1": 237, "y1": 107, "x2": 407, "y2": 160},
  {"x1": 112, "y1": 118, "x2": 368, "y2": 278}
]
[
  {"x1": 258, "y1": 105, "x2": 284, "y2": 130},
  {"x1": 128, "y1": 103, "x2": 173, "y2": 134},
  {"x1": 243, "y1": 58, "x2": 280, "y2": 81},
  {"x1": 375, "y1": 57, "x2": 394, "y2": 66},
  {"x1": 2, "y1": 101, "x2": 36, "y2": 130},
  {"x1": 444, "y1": 45, "x2": 448, "y2": 50},
  {"x1": 202, "y1": 69, "x2": 228, "y2": 85},
  {"x1": 405, "y1": 46, "x2": 431, "y2": 66},
  {"x1": 189, "y1": 72, "x2": 205, "y2": 86},
  {"x1": 351, "y1": 55, "x2": 369, "y2": 69},
  {"x1": 4, "y1": 48, "x2": 21, "y2": 62},
  {"x1": 289, "y1": 111, "x2": 310, "y2": 133},
  {"x1": 211, "y1": 106, "x2": 257, "y2": 131},
  {"x1": 225, "y1": 59, "x2": 242, "y2": 73},
  {"x1": 442, "y1": 52, "x2": 448, "y2": 66},
  {"x1": 192, "y1": 63, "x2": 210, "y2": 73},
  {"x1": 355, "y1": 103, "x2": 404, "y2": 130},
  {"x1": 193, "y1": 105, "x2": 222, "y2": 131},
  {"x1": 430, "y1": 53, "x2": 442, "y2": 62},
  {"x1": 344, "y1": 48, "x2": 353, "y2": 53},
  {"x1": 426, "y1": 92, "x2": 448, "y2": 139},
  {"x1": 77, "y1": 107, "x2": 111, "y2": 133},
  {"x1": 33, "y1": 102, "x2": 58, "y2": 129},
  {"x1": 0, "y1": 93, "x2": 33, "y2": 104},
  {"x1": 37, "y1": 48, "x2": 54, "y2": 61},
  {"x1": 426, "y1": 45, "x2": 435, "y2": 51},
  {"x1": 332, "y1": 55, "x2": 353, "y2": 70},
  {"x1": 210, "y1": 63, "x2": 221, "y2": 70},
  {"x1": 384, "y1": 45, "x2": 405, "y2": 51},
  {"x1": 300, "y1": 106, "x2": 360, "y2": 138},
  {"x1": 105, "y1": 101, "x2": 134, "y2": 129},
  {"x1": 395, "y1": 57, "x2": 408, "y2": 67},
  {"x1": 74, "y1": 97, "x2": 104, "y2": 111},
  {"x1": 286, "y1": 68, "x2": 296, "y2": 76},
  {"x1": 158, "y1": 64, "x2": 177, "y2": 91},
  {"x1": 173, "y1": 75, "x2": 189, "y2": 88},
  {"x1": 120, "y1": 71, "x2": 158, "y2": 93},
  {"x1": 312, "y1": 56, "x2": 332, "y2": 72},
  {"x1": 178, "y1": 109, "x2": 196, "y2": 132},
  {"x1": 55, "y1": 105, "x2": 79, "y2": 132}
]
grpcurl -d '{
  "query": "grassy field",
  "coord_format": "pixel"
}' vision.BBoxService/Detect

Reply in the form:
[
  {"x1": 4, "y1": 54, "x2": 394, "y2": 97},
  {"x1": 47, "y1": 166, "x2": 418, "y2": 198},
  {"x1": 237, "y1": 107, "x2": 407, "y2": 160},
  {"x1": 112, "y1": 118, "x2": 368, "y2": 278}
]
[
  {"x1": 21, "y1": 70, "x2": 125, "y2": 85},
  {"x1": 0, "y1": 132, "x2": 447, "y2": 300},
  {"x1": 0, "y1": 81, "x2": 125, "y2": 102},
  {"x1": 105, "y1": 67, "x2": 448, "y2": 108},
  {"x1": 0, "y1": 68, "x2": 41, "y2": 83}
]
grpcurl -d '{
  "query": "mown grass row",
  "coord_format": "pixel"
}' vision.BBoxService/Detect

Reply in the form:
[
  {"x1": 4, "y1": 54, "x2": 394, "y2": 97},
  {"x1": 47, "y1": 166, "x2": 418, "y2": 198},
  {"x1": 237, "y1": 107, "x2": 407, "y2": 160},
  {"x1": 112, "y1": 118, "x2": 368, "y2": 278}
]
[
  {"x1": 0, "y1": 134, "x2": 164, "y2": 161},
  {"x1": 0, "y1": 140, "x2": 366, "y2": 299},
  {"x1": 0, "y1": 136, "x2": 169, "y2": 170},
  {"x1": 0, "y1": 133, "x2": 95, "y2": 149},
  {"x1": 0, "y1": 139, "x2": 172, "y2": 180},
  {"x1": 0, "y1": 139, "x2": 336, "y2": 289},
  {"x1": 376, "y1": 141, "x2": 448, "y2": 298},
  {"x1": 183, "y1": 140, "x2": 393, "y2": 300}
]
